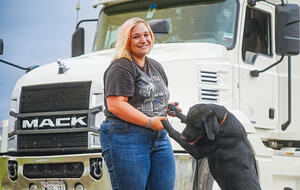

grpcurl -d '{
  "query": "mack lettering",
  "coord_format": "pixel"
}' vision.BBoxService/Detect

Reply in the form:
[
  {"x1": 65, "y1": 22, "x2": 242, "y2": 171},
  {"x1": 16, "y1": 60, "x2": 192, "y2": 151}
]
[{"x1": 21, "y1": 116, "x2": 87, "y2": 129}]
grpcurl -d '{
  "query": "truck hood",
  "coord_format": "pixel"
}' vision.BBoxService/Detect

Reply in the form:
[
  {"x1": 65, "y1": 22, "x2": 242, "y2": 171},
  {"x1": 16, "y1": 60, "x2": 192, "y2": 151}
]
[
  {"x1": 11, "y1": 42, "x2": 231, "y2": 112},
  {"x1": 12, "y1": 43, "x2": 232, "y2": 110},
  {"x1": 151, "y1": 43, "x2": 228, "y2": 62},
  {"x1": 14, "y1": 43, "x2": 228, "y2": 87}
]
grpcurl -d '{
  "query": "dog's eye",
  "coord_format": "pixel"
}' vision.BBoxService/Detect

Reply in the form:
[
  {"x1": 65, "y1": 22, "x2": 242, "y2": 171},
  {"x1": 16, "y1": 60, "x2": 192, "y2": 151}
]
[
  {"x1": 187, "y1": 122, "x2": 198, "y2": 129},
  {"x1": 188, "y1": 123, "x2": 197, "y2": 128},
  {"x1": 191, "y1": 120, "x2": 205, "y2": 128},
  {"x1": 186, "y1": 120, "x2": 192, "y2": 125}
]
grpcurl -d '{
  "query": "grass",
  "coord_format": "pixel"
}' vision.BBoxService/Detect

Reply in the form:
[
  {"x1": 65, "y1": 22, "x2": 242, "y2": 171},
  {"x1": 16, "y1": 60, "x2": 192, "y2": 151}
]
[{"x1": 0, "y1": 156, "x2": 8, "y2": 189}]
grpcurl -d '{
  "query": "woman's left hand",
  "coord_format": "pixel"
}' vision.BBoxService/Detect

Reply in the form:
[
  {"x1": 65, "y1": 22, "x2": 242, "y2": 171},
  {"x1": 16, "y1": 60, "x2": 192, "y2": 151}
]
[{"x1": 167, "y1": 102, "x2": 182, "y2": 117}]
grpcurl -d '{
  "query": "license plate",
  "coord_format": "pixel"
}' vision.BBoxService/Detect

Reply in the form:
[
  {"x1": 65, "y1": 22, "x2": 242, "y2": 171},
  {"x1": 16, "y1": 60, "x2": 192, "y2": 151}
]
[{"x1": 41, "y1": 181, "x2": 66, "y2": 190}]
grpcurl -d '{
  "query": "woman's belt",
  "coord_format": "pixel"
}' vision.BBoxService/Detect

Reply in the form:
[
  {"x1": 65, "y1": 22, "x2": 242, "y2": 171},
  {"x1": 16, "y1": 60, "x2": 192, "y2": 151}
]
[{"x1": 105, "y1": 117, "x2": 122, "y2": 121}]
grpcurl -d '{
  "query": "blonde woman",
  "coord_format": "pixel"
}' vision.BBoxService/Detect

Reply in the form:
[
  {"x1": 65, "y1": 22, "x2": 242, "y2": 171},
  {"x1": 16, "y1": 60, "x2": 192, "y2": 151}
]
[{"x1": 100, "y1": 18, "x2": 176, "y2": 190}]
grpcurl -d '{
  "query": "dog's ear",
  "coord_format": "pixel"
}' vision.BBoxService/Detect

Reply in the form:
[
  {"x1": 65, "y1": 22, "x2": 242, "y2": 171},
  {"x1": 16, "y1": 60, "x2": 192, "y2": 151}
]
[{"x1": 204, "y1": 113, "x2": 219, "y2": 140}]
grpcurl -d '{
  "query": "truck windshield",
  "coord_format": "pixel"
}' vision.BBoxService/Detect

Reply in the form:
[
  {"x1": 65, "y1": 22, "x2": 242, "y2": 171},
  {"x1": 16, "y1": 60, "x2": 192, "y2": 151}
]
[{"x1": 93, "y1": 0, "x2": 238, "y2": 51}]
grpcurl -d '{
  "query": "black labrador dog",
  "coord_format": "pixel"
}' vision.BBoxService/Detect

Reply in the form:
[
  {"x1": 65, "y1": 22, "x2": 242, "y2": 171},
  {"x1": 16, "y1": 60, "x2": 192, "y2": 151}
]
[{"x1": 162, "y1": 103, "x2": 261, "y2": 190}]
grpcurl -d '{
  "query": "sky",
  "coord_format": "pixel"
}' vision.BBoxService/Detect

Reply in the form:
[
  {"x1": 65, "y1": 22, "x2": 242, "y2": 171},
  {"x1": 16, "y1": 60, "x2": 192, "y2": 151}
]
[{"x1": 0, "y1": 1, "x2": 99, "y2": 121}]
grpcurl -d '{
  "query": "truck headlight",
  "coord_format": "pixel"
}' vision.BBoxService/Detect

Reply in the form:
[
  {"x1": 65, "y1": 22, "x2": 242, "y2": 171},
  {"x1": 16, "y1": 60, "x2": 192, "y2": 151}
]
[
  {"x1": 8, "y1": 135, "x2": 17, "y2": 152},
  {"x1": 88, "y1": 132, "x2": 100, "y2": 149},
  {"x1": 8, "y1": 117, "x2": 17, "y2": 134}
]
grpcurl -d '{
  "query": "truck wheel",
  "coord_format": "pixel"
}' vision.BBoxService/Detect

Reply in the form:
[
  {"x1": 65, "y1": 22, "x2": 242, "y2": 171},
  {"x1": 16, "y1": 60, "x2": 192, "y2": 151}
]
[{"x1": 192, "y1": 158, "x2": 219, "y2": 190}]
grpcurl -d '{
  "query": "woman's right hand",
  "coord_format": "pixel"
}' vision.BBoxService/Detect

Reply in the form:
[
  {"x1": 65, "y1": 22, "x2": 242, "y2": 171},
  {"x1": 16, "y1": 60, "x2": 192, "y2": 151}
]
[{"x1": 149, "y1": 116, "x2": 166, "y2": 131}]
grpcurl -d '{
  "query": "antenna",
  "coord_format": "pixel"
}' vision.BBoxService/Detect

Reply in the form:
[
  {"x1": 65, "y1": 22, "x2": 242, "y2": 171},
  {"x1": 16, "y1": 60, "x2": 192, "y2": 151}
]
[{"x1": 76, "y1": 0, "x2": 81, "y2": 26}]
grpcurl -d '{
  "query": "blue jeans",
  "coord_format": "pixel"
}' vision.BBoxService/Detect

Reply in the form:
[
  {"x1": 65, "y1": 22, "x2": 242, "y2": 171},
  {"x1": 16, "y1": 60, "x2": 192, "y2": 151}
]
[{"x1": 100, "y1": 120, "x2": 175, "y2": 190}]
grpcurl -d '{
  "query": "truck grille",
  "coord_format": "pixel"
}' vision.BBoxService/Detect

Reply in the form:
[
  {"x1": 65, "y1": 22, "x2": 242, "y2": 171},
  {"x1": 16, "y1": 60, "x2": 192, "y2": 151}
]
[
  {"x1": 23, "y1": 162, "x2": 84, "y2": 178},
  {"x1": 18, "y1": 132, "x2": 87, "y2": 151},
  {"x1": 20, "y1": 82, "x2": 91, "y2": 113}
]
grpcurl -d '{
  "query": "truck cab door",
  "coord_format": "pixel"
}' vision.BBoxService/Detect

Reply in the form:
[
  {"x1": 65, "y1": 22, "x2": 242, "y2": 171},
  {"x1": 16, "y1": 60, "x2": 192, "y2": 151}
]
[{"x1": 238, "y1": 2, "x2": 278, "y2": 130}]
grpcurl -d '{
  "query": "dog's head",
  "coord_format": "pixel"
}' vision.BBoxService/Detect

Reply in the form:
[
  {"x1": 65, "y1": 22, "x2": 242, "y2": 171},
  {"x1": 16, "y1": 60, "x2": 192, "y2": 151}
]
[{"x1": 180, "y1": 104, "x2": 219, "y2": 143}]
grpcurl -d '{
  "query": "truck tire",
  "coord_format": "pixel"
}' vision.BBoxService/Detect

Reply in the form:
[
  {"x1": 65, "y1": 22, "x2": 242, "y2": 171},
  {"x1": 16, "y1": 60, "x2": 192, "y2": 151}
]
[{"x1": 192, "y1": 158, "x2": 220, "y2": 190}]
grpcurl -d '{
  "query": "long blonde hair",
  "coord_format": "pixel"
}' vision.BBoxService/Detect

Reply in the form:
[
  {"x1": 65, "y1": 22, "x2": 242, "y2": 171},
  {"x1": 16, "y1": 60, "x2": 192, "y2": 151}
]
[{"x1": 114, "y1": 17, "x2": 154, "y2": 60}]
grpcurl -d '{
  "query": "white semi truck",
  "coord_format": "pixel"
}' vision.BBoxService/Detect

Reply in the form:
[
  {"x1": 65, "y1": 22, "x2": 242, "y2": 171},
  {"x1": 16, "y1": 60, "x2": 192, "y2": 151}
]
[{"x1": 1, "y1": 0, "x2": 300, "y2": 189}]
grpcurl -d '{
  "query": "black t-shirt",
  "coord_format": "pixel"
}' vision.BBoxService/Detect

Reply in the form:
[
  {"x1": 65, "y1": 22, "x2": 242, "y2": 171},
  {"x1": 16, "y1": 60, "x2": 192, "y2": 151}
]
[{"x1": 103, "y1": 56, "x2": 170, "y2": 119}]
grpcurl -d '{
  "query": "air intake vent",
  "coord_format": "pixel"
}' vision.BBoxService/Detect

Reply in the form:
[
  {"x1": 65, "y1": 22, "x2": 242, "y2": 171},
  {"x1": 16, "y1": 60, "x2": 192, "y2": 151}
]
[
  {"x1": 199, "y1": 70, "x2": 219, "y2": 84},
  {"x1": 20, "y1": 82, "x2": 91, "y2": 113},
  {"x1": 199, "y1": 88, "x2": 219, "y2": 102},
  {"x1": 23, "y1": 162, "x2": 84, "y2": 178},
  {"x1": 18, "y1": 132, "x2": 88, "y2": 151}
]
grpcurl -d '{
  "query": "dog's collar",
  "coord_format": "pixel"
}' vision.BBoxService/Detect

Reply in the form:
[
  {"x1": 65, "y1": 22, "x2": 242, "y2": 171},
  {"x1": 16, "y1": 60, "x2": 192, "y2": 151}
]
[{"x1": 219, "y1": 112, "x2": 227, "y2": 127}]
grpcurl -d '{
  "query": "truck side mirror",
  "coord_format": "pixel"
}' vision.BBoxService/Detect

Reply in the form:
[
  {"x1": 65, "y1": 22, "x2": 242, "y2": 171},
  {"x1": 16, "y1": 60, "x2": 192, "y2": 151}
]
[
  {"x1": 0, "y1": 39, "x2": 3, "y2": 55},
  {"x1": 71, "y1": 27, "x2": 85, "y2": 57},
  {"x1": 275, "y1": 4, "x2": 300, "y2": 55},
  {"x1": 148, "y1": 19, "x2": 169, "y2": 34}
]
